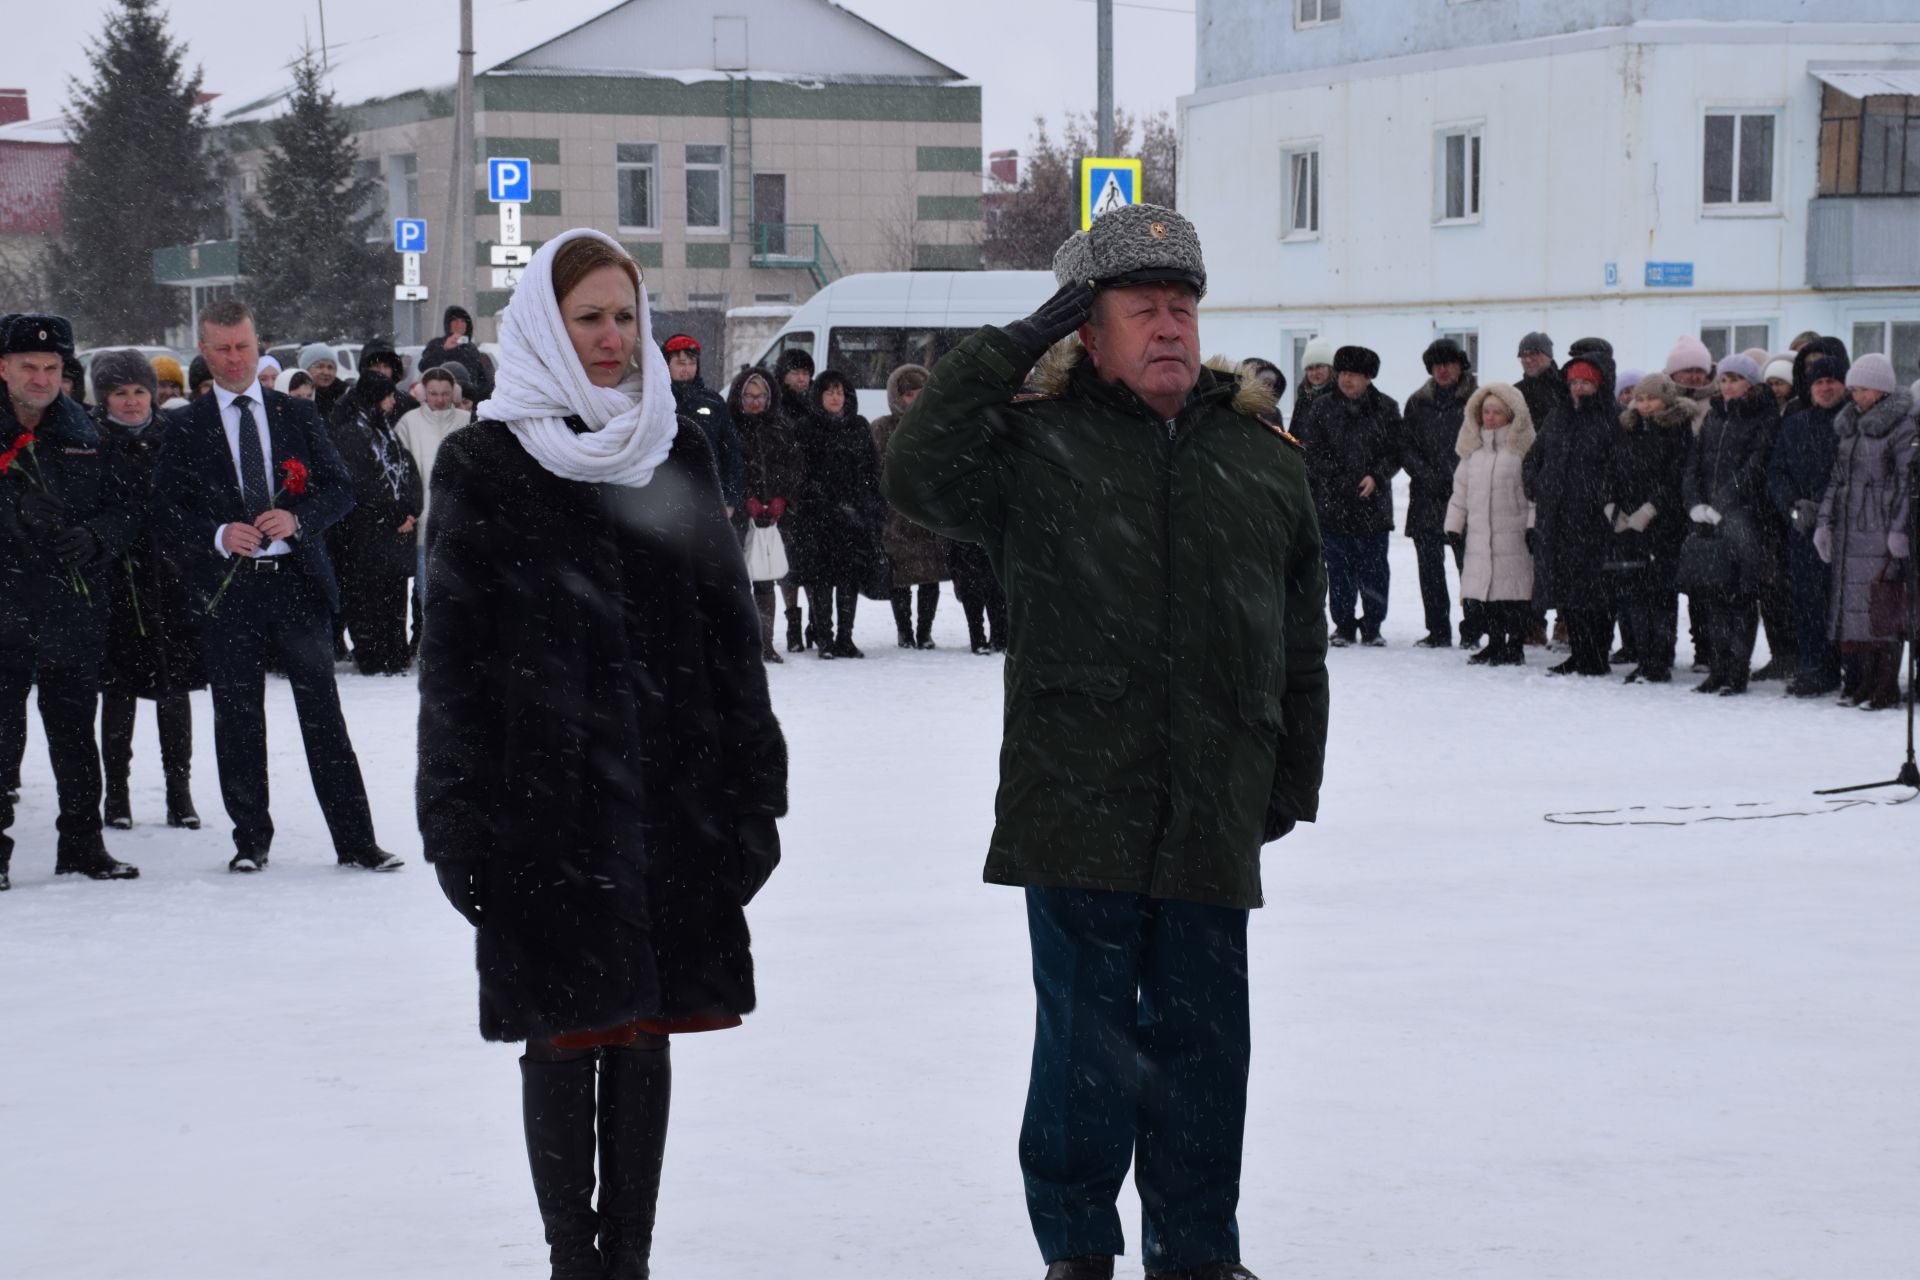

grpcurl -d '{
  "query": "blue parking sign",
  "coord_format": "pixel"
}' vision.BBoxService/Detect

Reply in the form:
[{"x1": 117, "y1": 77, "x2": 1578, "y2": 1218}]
[
  {"x1": 393, "y1": 218, "x2": 427, "y2": 253},
  {"x1": 488, "y1": 157, "x2": 532, "y2": 204}
]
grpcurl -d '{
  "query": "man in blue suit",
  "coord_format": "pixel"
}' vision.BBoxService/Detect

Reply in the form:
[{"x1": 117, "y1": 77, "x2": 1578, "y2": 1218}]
[{"x1": 152, "y1": 299, "x2": 401, "y2": 875}]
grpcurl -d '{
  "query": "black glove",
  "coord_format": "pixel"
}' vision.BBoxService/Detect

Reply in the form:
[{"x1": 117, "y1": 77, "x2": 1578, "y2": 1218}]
[
  {"x1": 1002, "y1": 280, "x2": 1096, "y2": 363},
  {"x1": 1525, "y1": 528, "x2": 1541, "y2": 557},
  {"x1": 1262, "y1": 804, "x2": 1296, "y2": 844},
  {"x1": 52, "y1": 525, "x2": 99, "y2": 567},
  {"x1": 737, "y1": 814, "x2": 782, "y2": 906},
  {"x1": 19, "y1": 488, "x2": 65, "y2": 532},
  {"x1": 435, "y1": 861, "x2": 486, "y2": 926},
  {"x1": 1445, "y1": 530, "x2": 1465, "y2": 554}
]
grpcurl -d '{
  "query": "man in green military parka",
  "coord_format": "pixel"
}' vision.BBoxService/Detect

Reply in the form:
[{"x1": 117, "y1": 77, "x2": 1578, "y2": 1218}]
[{"x1": 882, "y1": 204, "x2": 1330, "y2": 1280}]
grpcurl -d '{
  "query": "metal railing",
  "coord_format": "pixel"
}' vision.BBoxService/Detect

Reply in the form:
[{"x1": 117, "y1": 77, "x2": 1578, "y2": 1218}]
[{"x1": 752, "y1": 223, "x2": 843, "y2": 288}]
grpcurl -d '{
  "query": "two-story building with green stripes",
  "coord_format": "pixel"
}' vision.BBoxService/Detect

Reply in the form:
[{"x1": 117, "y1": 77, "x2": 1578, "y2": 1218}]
[{"x1": 209, "y1": 0, "x2": 983, "y2": 346}]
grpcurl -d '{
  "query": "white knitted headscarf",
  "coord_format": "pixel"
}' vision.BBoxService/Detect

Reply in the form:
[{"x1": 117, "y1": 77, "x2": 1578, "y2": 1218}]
[{"x1": 477, "y1": 228, "x2": 678, "y2": 488}]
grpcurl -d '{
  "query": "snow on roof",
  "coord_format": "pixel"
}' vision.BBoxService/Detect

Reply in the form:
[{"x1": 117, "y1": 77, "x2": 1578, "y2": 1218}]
[
  {"x1": 212, "y1": 0, "x2": 963, "y2": 128},
  {"x1": 0, "y1": 115, "x2": 72, "y2": 146}
]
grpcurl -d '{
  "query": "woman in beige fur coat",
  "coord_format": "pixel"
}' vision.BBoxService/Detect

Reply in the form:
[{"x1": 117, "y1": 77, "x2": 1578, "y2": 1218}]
[{"x1": 1445, "y1": 382, "x2": 1537, "y2": 665}]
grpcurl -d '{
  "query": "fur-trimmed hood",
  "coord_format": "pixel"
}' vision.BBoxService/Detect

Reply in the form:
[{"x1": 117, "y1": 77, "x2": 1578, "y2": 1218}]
[
  {"x1": 885, "y1": 363, "x2": 930, "y2": 417},
  {"x1": 1457, "y1": 382, "x2": 1535, "y2": 458},
  {"x1": 1619, "y1": 397, "x2": 1705, "y2": 434},
  {"x1": 1024, "y1": 336, "x2": 1279, "y2": 418}
]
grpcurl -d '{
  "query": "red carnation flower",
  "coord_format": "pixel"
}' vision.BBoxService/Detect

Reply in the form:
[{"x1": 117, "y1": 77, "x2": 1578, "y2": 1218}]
[{"x1": 280, "y1": 458, "x2": 309, "y2": 497}]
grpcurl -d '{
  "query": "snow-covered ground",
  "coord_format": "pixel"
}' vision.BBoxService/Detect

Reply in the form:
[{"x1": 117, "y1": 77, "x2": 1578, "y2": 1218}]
[{"x1": 2, "y1": 534, "x2": 1916, "y2": 1280}]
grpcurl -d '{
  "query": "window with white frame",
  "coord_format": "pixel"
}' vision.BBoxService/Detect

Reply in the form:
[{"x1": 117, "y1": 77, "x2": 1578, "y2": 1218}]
[
  {"x1": 1435, "y1": 328, "x2": 1480, "y2": 370},
  {"x1": 685, "y1": 144, "x2": 728, "y2": 233},
  {"x1": 1702, "y1": 111, "x2": 1779, "y2": 211},
  {"x1": 1435, "y1": 126, "x2": 1483, "y2": 223},
  {"x1": 1699, "y1": 322, "x2": 1773, "y2": 364},
  {"x1": 1282, "y1": 146, "x2": 1320, "y2": 239},
  {"x1": 616, "y1": 143, "x2": 659, "y2": 232},
  {"x1": 1851, "y1": 320, "x2": 1920, "y2": 386},
  {"x1": 1296, "y1": 0, "x2": 1340, "y2": 27}
]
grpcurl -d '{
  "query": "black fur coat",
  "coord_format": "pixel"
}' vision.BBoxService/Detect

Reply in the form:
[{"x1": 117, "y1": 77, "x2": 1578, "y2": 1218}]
[{"x1": 417, "y1": 418, "x2": 788, "y2": 1042}]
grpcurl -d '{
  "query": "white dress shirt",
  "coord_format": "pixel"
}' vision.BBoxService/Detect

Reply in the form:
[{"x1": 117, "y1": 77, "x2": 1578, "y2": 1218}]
[{"x1": 212, "y1": 380, "x2": 293, "y2": 558}]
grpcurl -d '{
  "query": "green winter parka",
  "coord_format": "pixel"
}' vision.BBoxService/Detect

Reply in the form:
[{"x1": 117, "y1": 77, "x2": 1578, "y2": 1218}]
[{"x1": 881, "y1": 326, "x2": 1330, "y2": 909}]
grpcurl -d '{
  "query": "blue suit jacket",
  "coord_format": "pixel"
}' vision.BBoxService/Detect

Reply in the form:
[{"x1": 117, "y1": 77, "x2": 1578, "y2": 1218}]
[{"x1": 152, "y1": 388, "x2": 356, "y2": 613}]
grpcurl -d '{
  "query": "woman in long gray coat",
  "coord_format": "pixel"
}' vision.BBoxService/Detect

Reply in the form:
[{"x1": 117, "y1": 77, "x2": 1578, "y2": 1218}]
[
  {"x1": 871, "y1": 363, "x2": 949, "y2": 649},
  {"x1": 1815, "y1": 354, "x2": 1917, "y2": 709},
  {"x1": 1445, "y1": 382, "x2": 1535, "y2": 666}
]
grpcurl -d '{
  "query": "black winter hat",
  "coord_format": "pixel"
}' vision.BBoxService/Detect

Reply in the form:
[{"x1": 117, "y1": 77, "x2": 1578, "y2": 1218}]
[
  {"x1": 2, "y1": 313, "x2": 75, "y2": 357},
  {"x1": 772, "y1": 348, "x2": 815, "y2": 381},
  {"x1": 1517, "y1": 331, "x2": 1554, "y2": 359},
  {"x1": 1333, "y1": 345, "x2": 1380, "y2": 379},
  {"x1": 1568, "y1": 336, "x2": 1614, "y2": 360},
  {"x1": 359, "y1": 338, "x2": 403, "y2": 378},
  {"x1": 187, "y1": 355, "x2": 212, "y2": 391},
  {"x1": 1807, "y1": 354, "x2": 1851, "y2": 386},
  {"x1": 90, "y1": 348, "x2": 159, "y2": 404},
  {"x1": 354, "y1": 373, "x2": 396, "y2": 406},
  {"x1": 1422, "y1": 338, "x2": 1471, "y2": 373}
]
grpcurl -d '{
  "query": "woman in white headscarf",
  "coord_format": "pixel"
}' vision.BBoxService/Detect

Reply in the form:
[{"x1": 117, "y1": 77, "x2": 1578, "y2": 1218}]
[{"x1": 417, "y1": 229, "x2": 788, "y2": 1280}]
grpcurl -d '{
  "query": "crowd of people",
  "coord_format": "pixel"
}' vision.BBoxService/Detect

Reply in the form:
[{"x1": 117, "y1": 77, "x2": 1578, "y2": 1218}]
[{"x1": 1277, "y1": 330, "x2": 1918, "y2": 705}]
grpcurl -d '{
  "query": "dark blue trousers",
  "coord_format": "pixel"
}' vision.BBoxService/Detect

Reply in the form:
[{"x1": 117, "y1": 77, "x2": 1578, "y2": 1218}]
[
  {"x1": 1323, "y1": 532, "x2": 1390, "y2": 637},
  {"x1": 201, "y1": 563, "x2": 375, "y2": 858},
  {"x1": 1020, "y1": 886, "x2": 1250, "y2": 1271},
  {"x1": 1786, "y1": 533, "x2": 1840, "y2": 685}
]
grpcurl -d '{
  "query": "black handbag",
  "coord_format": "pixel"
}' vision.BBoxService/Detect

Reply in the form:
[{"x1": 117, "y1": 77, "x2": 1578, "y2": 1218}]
[{"x1": 1676, "y1": 528, "x2": 1738, "y2": 596}]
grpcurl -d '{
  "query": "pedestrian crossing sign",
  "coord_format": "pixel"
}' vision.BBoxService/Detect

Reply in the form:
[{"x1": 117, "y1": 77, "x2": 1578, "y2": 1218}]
[{"x1": 1080, "y1": 158, "x2": 1143, "y2": 230}]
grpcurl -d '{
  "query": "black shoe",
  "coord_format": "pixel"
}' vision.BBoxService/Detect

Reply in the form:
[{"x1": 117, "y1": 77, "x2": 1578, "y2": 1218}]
[
  {"x1": 1610, "y1": 647, "x2": 1636, "y2": 664},
  {"x1": 1750, "y1": 659, "x2": 1792, "y2": 682},
  {"x1": 1328, "y1": 628, "x2": 1355, "y2": 648},
  {"x1": 0, "y1": 866, "x2": 9, "y2": 891},
  {"x1": 1547, "y1": 657, "x2": 1578, "y2": 676},
  {"x1": 229, "y1": 850, "x2": 268, "y2": 873},
  {"x1": 1789, "y1": 673, "x2": 1841, "y2": 698},
  {"x1": 1486, "y1": 644, "x2": 1525, "y2": 667},
  {"x1": 916, "y1": 638, "x2": 937, "y2": 650},
  {"x1": 521, "y1": 1055, "x2": 603, "y2": 1280},
  {"x1": 1415, "y1": 633, "x2": 1450, "y2": 649},
  {"x1": 1693, "y1": 674, "x2": 1726, "y2": 695},
  {"x1": 971, "y1": 642, "x2": 993, "y2": 655},
  {"x1": 104, "y1": 776, "x2": 132, "y2": 830},
  {"x1": 55, "y1": 839, "x2": 139, "y2": 881},
  {"x1": 1460, "y1": 631, "x2": 1484, "y2": 650},
  {"x1": 338, "y1": 846, "x2": 405, "y2": 872},
  {"x1": 784, "y1": 607, "x2": 805, "y2": 653},
  {"x1": 991, "y1": 636, "x2": 1008, "y2": 653},
  {"x1": 1718, "y1": 683, "x2": 1749, "y2": 697},
  {"x1": 1639, "y1": 667, "x2": 1672, "y2": 684},
  {"x1": 1360, "y1": 632, "x2": 1386, "y2": 648},
  {"x1": 1146, "y1": 1263, "x2": 1262, "y2": 1280},
  {"x1": 166, "y1": 778, "x2": 200, "y2": 829},
  {"x1": 1467, "y1": 648, "x2": 1495, "y2": 666},
  {"x1": 896, "y1": 628, "x2": 916, "y2": 649},
  {"x1": 1045, "y1": 1258, "x2": 1116, "y2": 1280},
  {"x1": 833, "y1": 636, "x2": 865, "y2": 659},
  {"x1": 818, "y1": 643, "x2": 836, "y2": 660},
  {"x1": 599, "y1": 1043, "x2": 671, "y2": 1280}
]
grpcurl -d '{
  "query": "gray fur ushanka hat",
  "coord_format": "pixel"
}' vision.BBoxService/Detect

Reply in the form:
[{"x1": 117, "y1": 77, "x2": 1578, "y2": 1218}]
[{"x1": 1052, "y1": 203, "x2": 1206, "y2": 298}]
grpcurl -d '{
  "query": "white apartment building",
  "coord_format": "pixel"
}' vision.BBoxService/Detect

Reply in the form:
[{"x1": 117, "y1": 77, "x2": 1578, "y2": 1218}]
[{"x1": 1180, "y1": 1, "x2": 1920, "y2": 409}]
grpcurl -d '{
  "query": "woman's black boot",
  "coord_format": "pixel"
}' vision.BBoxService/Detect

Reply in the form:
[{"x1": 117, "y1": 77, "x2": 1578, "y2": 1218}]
[
  {"x1": 598, "y1": 1042, "x2": 671, "y2": 1280},
  {"x1": 915, "y1": 584, "x2": 939, "y2": 649},
  {"x1": 103, "y1": 774, "x2": 132, "y2": 830},
  {"x1": 784, "y1": 607, "x2": 804, "y2": 653},
  {"x1": 834, "y1": 588, "x2": 865, "y2": 658},
  {"x1": 891, "y1": 589, "x2": 915, "y2": 648},
  {"x1": 520, "y1": 1055, "x2": 604, "y2": 1280}
]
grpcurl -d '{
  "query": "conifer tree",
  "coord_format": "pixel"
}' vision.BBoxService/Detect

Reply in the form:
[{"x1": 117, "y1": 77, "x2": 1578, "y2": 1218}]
[
  {"x1": 239, "y1": 51, "x2": 388, "y2": 341},
  {"x1": 48, "y1": 0, "x2": 219, "y2": 343}
]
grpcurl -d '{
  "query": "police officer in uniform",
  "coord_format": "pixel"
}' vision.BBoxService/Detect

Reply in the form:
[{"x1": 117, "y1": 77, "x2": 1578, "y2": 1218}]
[
  {"x1": 0, "y1": 314, "x2": 140, "y2": 890},
  {"x1": 884, "y1": 206, "x2": 1329, "y2": 1280}
]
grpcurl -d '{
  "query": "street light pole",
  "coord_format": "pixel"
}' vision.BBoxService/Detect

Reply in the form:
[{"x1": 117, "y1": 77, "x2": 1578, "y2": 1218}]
[
  {"x1": 1097, "y1": 0, "x2": 1114, "y2": 155},
  {"x1": 437, "y1": 0, "x2": 476, "y2": 314}
]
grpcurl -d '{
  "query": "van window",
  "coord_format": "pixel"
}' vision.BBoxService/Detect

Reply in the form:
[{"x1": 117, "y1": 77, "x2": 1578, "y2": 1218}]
[
  {"x1": 825, "y1": 327, "x2": 977, "y2": 389},
  {"x1": 765, "y1": 331, "x2": 815, "y2": 368}
]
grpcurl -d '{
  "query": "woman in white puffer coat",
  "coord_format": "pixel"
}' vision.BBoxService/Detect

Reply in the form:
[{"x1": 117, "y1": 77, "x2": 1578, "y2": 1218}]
[{"x1": 1445, "y1": 381, "x2": 1538, "y2": 666}]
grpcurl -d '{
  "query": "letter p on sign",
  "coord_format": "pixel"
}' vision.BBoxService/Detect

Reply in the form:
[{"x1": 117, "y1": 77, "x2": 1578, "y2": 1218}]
[{"x1": 489, "y1": 158, "x2": 532, "y2": 204}]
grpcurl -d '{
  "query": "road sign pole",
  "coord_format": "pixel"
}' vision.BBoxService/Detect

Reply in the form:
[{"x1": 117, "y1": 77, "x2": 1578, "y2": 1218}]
[{"x1": 1097, "y1": 0, "x2": 1114, "y2": 156}]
